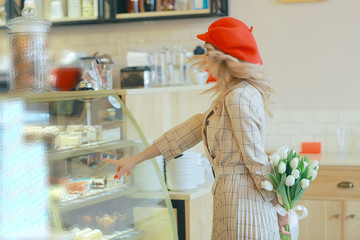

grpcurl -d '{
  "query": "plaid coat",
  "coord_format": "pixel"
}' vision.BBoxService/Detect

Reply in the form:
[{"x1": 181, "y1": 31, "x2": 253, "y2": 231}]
[{"x1": 154, "y1": 82, "x2": 280, "y2": 239}]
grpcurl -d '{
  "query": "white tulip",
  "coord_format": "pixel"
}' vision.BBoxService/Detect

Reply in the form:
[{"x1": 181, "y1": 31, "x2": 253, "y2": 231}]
[
  {"x1": 278, "y1": 162, "x2": 286, "y2": 174},
  {"x1": 307, "y1": 169, "x2": 318, "y2": 180},
  {"x1": 291, "y1": 169, "x2": 300, "y2": 179},
  {"x1": 311, "y1": 170, "x2": 318, "y2": 180},
  {"x1": 271, "y1": 155, "x2": 280, "y2": 167},
  {"x1": 290, "y1": 157, "x2": 299, "y2": 169},
  {"x1": 279, "y1": 147, "x2": 288, "y2": 159},
  {"x1": 309, "y1": 160, "x2": 319, "y2": 170},
  {"x1": 283, "y1": 145, "x2": 289, "y2": 152},
  {"x1": 303, "y1": 161, "x2": 309, "y2": 169},
  {"x1": 301, "y1": 179, "x2": 310, "y2": 189},
  {"x1": 261, "y1": 180, "x2": 273, "y2": 191},
  {"x1": 285, "y1": 175, "x2": 295, "y2": 186},
  {"x1": 314, "y1": 165, "x2": 319, "y2": 171}
]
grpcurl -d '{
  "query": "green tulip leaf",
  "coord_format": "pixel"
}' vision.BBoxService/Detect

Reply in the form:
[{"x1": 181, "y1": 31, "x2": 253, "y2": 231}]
[
  {"x1": 299, "y1": 158, "x2": 305, "y2": 173},
  {"x1": 291, "y1": 188, "x2": 306, "y2": 208},
  {"x1": 269, "y1": 173, "x2": 279, "y2": 190}
]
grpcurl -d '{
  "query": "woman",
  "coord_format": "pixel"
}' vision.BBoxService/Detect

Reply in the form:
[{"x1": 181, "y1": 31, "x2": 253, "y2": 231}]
[{"x1": 104, "y1": 17, "x2": 289, "y2": 239}]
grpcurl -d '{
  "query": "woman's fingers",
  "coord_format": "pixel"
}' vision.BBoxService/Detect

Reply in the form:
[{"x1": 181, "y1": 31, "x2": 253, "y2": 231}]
[
  {"x1": 101, "y1": 158, "x2": 119, "y2": 165},
  {"x1": 278, "y1": 216, "x2": 289, "y2": 226},
  {"x1": 277, "y1": 214, "x2": 290, "y2": 235},
  {"x1": 280, "y1": 226, "x2": 291, "y2": 235},
  {"x1": 102, "y1": 158, "x2": 132, "y2": 179}
]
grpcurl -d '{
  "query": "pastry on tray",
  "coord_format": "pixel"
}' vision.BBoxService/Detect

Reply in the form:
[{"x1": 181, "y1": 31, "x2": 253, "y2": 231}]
[
  {"x1": 91, "y1": 175, "x2": 107, "y2": 189},
  {"x1": 96, "y1": 214, "x2": 116, "y2": 235}
]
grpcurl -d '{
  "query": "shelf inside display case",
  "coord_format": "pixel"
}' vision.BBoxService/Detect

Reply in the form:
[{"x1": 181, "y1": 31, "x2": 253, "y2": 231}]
[
  {"x1": 48, "y1": 140, "x2": 134, "y2": 161},
  {"x1": 59, "y1": 185, "x2": 138, "y2": 212},
  {"x1": 22, "y1": 90, "x2": 120, "y2": 102},
  {"x1": 103, "y1": 229, "x2": 145, "y2": 240}
]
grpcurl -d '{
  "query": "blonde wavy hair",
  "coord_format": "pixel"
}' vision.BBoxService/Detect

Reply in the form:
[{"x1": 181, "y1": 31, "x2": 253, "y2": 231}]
[{"x1": 190, "y1": 43, "x2": 274, "y2": 116}]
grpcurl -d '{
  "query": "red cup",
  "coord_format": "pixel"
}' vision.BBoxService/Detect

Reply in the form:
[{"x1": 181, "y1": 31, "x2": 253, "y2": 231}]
[{"x1": 51, "y1": 67, "x2": 82, "y2": 91}]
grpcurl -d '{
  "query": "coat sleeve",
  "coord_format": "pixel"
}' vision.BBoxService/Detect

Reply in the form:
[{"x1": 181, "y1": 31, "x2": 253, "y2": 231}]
[
  {"x1": 225, "y1": 89, "x2": 276, "y2": 202},
  {"x1": 154, "y1": 113, "x2": 204, "y2": 161}
]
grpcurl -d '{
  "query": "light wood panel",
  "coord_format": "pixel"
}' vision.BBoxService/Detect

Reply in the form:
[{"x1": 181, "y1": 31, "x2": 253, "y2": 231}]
[
  {"x1": 122, "y1": 86, "x2": 213, "y2": 152},
  {"x1": 303, "y1": 166, "x2": 360, "y2": 200},
  {"x1": 301, "y1": 166, "x2": 360, "y2": 240},
  {"x1": 185, "y1": 192, "x2": 213, "y2": 240},
  {"x1": 344, "y1": 201, "x2": 360, "y2": 240},
  {"x1": 298, "y1": 200, "x2": 342, "y2": 240}
]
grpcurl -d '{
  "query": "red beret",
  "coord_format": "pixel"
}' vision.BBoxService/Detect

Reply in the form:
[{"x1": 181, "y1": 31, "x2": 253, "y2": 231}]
[{"x1": 197, "y1": 17, "x2": 263, "y2": 65}]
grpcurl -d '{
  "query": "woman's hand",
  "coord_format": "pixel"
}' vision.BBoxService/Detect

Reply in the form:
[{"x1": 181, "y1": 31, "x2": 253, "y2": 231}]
[
  {"x1": 102, "y1": 157, "x2": 137, "y2": 179},
  {"x1": 278, "y1": 213, "x2": 290, "y2": 235}
]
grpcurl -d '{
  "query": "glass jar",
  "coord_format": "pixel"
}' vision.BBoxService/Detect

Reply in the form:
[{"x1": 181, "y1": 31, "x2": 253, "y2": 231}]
[
  {"x1": 77, "y1": 57, "x2": 102, "y2": 91},
  {"x1": 127, "y1": 0, "x2": 141, "y2": 13},
  {"x1": 6, "y1": 7, "x2": 52, "y2": 92},
  {"x1": 97, "y1": 55, "x2": 114, "y2": 90}
]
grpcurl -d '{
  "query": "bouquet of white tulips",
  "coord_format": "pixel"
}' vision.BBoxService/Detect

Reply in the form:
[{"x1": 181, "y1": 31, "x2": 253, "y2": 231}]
[{"x1": 261, "y1": 146, "x2": 319, "y2": 240}]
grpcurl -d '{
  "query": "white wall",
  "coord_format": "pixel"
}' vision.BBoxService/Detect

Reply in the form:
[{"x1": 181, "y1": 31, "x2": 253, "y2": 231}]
[
  {"x1": 1, "y1": 0, "x2": 359, "y2": 110},
  {"x1": 1, "y1": 0, "x2": 359, "y2": 153},
  {"x1": 228, "y1": 0, "x2": 360, "y2": 110}
]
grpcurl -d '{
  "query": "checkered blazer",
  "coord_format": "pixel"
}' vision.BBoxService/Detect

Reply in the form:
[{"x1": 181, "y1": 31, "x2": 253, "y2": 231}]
[{"x1": 154, "y1": 82, "x2": 275, "y2": 202}]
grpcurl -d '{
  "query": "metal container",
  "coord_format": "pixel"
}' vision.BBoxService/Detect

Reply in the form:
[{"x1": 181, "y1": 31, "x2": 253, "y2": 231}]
[
  {"x1": 7, "y1": 7, "x2": 52, "y2": 92},
  {"x1": 120, "y1": 66, "x2": 151, "y2": 89}
]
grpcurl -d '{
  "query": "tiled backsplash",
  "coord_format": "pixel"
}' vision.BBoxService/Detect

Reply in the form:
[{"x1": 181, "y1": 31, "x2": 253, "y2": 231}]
[
  {"x1": 0, "y1": 23, "x2": 206, "y2": 88},
  {"x1": 266, "y1": 110, "x2": 360, "y2": 155}
]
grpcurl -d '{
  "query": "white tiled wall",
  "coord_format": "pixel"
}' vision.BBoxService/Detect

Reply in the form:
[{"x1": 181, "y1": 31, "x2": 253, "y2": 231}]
[
  {"x1": 266, "y1": 110, "x2": 360, "y2": 155},
  {"x1": 0, "y1": 19, "x2": 210, "y2": 87},
  {"x1": 1, "y1": 23, "x2": 359, "y2": 156}
]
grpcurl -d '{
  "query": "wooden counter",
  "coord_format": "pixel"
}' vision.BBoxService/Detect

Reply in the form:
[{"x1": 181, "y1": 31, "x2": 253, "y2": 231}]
[
  {"x1": 168, "y1": 185, "x2": 213, "y2": 240},
  {"x1": 298, "y1": 154, "x2": 360, "y2": 240},
  {"x1": 169, "y1": 184, "x2": 212, "y2": 200},
  {"x1": 307, "y1": 153, "x2": 360, "y2": 167}
]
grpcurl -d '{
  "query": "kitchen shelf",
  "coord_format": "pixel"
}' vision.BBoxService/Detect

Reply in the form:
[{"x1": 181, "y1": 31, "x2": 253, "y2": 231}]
[
  {"x1": 0, "y1": 0, "x2": 227, "y2": 28},
  {"x1": 50, "y1": 16, "x2": 98, "y2": 23},
  {"x1": 59, "y1": 185, "x2": 138, "y2": 212},
  {"x1": 129, "y1": 191, "x2": 166, "y2": 200},
  {"x1": 48, "y1": 140, "x2": 134, "y2": 161},
  {"x1": 116, "y1": 9, "x2": 211, "y2": 19}
]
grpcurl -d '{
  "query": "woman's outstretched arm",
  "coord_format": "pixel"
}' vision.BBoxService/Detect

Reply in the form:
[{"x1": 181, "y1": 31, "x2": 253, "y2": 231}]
[{"x1": 102, "y1": 144, "x2": 161, "y2": 179}]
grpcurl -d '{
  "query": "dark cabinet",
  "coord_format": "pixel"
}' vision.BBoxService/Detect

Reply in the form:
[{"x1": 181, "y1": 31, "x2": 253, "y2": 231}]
[{"x1": 1, "y1": 0, "x2": 227, "y2": 27}]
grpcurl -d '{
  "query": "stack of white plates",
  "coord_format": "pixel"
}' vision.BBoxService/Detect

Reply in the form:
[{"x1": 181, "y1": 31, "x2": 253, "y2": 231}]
[
  {"x1": 166, "y1": 150, "x2": 200, "y2": 191},
  {"x1": 133, "y1": 156, "x2": 164, "y2": 192},
  {"x1": 195, "y1": 154, "x2": 207, "y2": 186}
]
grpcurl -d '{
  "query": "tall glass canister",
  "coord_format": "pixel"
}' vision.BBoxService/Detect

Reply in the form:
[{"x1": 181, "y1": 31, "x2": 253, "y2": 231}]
[{"x1": 6, "y1": 7, "x2": 52, "y2": 92}]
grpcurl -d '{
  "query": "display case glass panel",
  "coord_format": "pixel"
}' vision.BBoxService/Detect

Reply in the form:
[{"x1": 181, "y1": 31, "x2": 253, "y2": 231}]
[{"x1": 2, "y1": 90, "x2": 177, "y2": 240}]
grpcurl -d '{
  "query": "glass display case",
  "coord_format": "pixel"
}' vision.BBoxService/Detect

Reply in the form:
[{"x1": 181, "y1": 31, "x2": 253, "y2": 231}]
[{"x1": 1, "y1": 90, "x2": 177, "y2": 239}]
